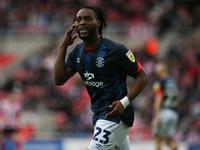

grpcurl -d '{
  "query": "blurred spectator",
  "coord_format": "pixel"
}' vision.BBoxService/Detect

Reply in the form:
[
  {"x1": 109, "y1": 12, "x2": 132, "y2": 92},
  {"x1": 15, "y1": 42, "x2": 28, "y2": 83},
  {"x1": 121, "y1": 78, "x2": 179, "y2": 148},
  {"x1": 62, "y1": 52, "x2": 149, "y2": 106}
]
[{"x1": 0, "y1": 87, "x2": 23, "y2": 150}]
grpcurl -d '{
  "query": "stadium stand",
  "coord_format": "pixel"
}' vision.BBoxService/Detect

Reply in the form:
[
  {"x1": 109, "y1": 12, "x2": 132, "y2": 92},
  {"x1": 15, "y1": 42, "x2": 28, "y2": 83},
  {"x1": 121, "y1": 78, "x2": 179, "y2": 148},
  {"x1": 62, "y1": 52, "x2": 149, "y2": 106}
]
[{"x1": 0, "y1": 0, "x2": 200, "y2": 148}]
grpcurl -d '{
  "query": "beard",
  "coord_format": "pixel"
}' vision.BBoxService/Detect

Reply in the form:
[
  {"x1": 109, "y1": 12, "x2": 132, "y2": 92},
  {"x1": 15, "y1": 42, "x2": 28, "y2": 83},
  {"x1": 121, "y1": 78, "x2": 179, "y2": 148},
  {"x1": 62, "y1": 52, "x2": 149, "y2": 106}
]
[{"x1": 77, "y1": 26, "x2": 97, "y2": 40}]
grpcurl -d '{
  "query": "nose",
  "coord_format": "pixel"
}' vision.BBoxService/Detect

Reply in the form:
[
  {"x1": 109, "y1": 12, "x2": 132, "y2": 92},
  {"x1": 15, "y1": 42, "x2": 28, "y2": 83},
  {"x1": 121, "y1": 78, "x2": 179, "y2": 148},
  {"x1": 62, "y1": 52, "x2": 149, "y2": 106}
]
[{"x1": 80, "y1": 19, "x2": 86, "y2": 24}]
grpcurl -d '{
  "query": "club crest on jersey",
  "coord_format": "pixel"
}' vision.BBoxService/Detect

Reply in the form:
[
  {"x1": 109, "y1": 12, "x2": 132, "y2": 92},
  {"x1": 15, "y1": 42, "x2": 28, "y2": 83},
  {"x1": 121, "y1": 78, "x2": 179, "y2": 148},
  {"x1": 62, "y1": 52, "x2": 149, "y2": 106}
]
[
  {"x1": 96, "y1": 57, "x2": 105, "y2": 67},
  {"x1": 126, "y1": 50, "x2": 135, "y2": 62}
]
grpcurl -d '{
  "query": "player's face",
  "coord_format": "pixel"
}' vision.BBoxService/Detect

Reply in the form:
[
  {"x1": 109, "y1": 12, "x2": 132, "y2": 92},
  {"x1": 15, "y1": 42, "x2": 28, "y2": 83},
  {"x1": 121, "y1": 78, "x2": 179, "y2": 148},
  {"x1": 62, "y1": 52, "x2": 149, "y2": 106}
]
[{"x1": 75, "y1": 8, "x2": 100, "y2": 40}]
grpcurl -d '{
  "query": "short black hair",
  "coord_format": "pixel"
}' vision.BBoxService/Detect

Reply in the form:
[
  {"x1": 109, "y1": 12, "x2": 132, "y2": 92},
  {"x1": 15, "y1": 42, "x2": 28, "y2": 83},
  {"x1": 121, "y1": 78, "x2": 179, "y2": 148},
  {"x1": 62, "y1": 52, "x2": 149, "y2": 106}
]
[{"x1": 74, "y1": 5, "x2": 108, "y2": 35}]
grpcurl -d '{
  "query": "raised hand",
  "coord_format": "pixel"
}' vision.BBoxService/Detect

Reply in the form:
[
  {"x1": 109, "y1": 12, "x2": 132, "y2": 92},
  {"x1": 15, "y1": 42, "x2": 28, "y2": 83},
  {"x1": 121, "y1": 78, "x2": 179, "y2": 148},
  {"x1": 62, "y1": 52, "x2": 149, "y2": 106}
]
[{"x1": 61, "y1": 23, "x2": 78, "y2": 48}]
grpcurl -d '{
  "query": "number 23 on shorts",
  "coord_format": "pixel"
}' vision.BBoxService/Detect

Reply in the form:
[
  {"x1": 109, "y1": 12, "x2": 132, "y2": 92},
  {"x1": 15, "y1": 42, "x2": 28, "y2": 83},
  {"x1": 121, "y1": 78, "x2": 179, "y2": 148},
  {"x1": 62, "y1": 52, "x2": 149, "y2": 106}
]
[{"x1": 93, "y1": 126, "x2": 111, "y2": 144}]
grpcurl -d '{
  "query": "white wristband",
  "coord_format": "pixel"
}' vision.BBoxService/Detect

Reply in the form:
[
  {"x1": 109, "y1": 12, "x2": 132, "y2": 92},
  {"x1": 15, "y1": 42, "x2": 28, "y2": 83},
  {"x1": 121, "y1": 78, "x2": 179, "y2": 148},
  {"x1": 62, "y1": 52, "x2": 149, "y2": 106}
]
[{"x1": 120, "y1": 96, "x2": 130, "y2": 109}]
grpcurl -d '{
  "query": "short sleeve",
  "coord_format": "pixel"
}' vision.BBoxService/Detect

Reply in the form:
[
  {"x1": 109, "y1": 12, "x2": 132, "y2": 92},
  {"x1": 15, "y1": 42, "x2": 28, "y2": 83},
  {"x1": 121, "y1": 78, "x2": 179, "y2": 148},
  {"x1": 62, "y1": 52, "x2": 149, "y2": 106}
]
[
  {"x1": 153, "y1": 81, "x2": 163, "y2": 96},
  {"x1": 115, "y1": 44, "x2": 142, "y2": 78}
]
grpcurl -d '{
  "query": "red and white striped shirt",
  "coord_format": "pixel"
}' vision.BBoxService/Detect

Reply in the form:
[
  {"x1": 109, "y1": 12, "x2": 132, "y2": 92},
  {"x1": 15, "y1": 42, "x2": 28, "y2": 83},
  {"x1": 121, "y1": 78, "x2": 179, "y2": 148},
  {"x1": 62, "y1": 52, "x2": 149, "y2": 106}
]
[{"x1": 0, "y1": 98, "x2": 22, "y2": 129}]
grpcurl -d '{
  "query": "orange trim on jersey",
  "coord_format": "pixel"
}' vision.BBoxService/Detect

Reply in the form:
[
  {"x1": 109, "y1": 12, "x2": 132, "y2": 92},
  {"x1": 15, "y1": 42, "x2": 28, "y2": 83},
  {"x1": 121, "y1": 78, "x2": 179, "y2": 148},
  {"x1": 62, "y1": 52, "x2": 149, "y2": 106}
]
[
  {"x1": 154, "y1": 89, "x2": 164, "y2": 96},
  {"x1": 137, "y1": 62, "x2": 142, "y2": 73},
  {"x1": 84, "y1": 47, "x2": 94, "y2": 50}
]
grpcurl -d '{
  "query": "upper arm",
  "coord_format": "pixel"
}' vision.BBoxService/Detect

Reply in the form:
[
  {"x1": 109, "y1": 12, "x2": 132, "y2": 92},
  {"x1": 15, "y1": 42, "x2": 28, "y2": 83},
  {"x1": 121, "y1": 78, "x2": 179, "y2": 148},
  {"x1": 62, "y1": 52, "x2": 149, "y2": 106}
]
[
  {"x1": 154, "y1": 94, "x2": 163, "y2": 106},
  {"x1": 136, "y1": 68, "x2": 148, "y2": 80},
  {"x1": 135, "y1": 68, "x2": 148, "y2": 88},
  {"x1": 153, "y1": 81, "x2": 163, "y2": 113},
  {"x1": 66, "y1": 67, "x2": 76, "y2": 81},
  {"x1": 54, "y1": 67, "x2": 76, "y2": 86}
]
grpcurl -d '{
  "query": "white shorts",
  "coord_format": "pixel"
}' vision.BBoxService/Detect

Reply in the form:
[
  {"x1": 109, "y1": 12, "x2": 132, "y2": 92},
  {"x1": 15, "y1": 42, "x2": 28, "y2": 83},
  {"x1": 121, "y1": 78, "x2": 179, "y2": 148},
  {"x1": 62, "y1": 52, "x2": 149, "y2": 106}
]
[
  {"x1": 88, "y1": 119, "x2": 131, "y2": 150},
  {"x1": 153, "y1": 108, "x2": 178, "y2": 137}
]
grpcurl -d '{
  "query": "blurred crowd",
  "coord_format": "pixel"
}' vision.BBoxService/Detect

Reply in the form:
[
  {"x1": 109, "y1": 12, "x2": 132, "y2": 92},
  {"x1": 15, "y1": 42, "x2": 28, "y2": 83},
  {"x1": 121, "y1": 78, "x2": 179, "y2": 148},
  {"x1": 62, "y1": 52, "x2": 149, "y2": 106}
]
[
  {"x1": 0, "y1": 0, "x2": 200, "y2": 145},
  {"x1": 0, "y1": 0, "x2": 200, "y2": 36}
]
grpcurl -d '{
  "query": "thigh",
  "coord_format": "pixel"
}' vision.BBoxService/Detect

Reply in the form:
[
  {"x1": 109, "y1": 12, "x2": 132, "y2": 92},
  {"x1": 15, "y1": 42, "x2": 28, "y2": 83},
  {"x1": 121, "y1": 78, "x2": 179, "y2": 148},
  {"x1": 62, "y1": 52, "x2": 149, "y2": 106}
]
[
  {"x1": 88, "y1": 119, "x2": 131, "y2": 150},
  {"x1": 166, "y1": 111, "x2": 178, "y2": 137},
  {"x1": 153, "y1": 109, "x2": 170, "y2": 137},
  {"x1": 158, "y1": 109, "x2": 178, "y2": 137}
]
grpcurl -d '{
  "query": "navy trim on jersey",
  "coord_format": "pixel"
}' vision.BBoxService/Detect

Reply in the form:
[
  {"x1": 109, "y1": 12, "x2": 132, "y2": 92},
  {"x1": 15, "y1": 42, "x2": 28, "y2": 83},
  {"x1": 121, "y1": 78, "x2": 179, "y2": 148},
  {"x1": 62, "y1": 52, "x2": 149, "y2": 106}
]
[{"x1": 96, "y1": 44, "x2": 109, "y2": 108}]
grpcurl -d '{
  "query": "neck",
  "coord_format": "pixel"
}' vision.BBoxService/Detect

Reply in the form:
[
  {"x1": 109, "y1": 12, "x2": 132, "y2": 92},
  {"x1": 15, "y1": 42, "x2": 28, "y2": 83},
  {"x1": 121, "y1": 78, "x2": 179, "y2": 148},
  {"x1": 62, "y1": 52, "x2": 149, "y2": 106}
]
[{"x1": 83, "y1": 35, "x2": 102, "y2": 48}]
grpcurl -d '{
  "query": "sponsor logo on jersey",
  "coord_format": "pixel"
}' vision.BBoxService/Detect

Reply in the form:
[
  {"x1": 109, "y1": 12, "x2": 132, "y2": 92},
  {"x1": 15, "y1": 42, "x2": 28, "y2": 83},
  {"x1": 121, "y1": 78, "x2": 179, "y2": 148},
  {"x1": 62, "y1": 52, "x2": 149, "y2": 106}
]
[
  {"x1": 84, "y1": 71, "x2": 94, "y2": 80},
  {"x1": 96, "y1": 57, "x2": 105, "y2": 67},
  {"x1": 84, "y1": 71, "x2": 103, "y2": 88},
  {"x1": 126, "y1": 50, "x2": 135, "y2": 62},
  {"x1": 85, "y1": 80, "x2": 103, "y2": 88}
]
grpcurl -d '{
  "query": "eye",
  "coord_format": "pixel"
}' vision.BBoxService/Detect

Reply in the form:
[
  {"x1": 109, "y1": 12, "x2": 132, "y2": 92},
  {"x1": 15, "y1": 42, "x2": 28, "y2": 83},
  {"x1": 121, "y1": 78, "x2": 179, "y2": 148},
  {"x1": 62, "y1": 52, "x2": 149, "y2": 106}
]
[
  {"x1": 75, "y1": 18, "x2": 81, "y2": 23},
  {"x1": 85, "y1": 17, "x2": 92, "y2": 22},
  {"x1": 86, "y1": 18, "x2": 91, "y2": 21}
]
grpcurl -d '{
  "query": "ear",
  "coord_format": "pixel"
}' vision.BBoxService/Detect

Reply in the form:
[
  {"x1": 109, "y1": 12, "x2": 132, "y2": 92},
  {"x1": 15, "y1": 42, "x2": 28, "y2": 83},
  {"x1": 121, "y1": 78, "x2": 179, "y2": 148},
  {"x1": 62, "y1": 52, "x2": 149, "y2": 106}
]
[{"x1": 97, "y1": 20, "x2": 101, "y2": 27}]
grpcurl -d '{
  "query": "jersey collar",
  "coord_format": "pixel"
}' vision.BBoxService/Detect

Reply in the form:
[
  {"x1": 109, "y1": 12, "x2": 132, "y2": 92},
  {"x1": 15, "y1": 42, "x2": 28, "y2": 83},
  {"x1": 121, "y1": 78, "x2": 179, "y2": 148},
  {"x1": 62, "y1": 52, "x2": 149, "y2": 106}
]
[
  {"x1": 84, "y1": 47, "x2": 94, "y2": 50},
  {"x1": 84, "y1": 36, "x2": 104, "y2": 51}
]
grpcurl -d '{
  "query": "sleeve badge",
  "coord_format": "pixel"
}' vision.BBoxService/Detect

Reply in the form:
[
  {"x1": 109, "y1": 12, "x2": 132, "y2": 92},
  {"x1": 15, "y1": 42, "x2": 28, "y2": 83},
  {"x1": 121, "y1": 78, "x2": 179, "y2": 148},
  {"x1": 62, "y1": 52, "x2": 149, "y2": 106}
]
[
  {"x1": 126, "y1": 50, "x2": 135, "y2": 62},
  {"x1": 153, "y1": 81, "x2": 161, "y2": 92}
]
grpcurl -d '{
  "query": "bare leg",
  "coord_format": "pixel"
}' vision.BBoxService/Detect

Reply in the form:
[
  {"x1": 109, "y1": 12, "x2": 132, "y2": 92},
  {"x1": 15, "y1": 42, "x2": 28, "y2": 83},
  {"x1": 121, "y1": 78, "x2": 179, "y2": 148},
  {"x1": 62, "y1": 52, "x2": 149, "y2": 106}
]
[
  {"x1": 155, "y1": 136, "x2": 162, "y2": 150},
  {"x1": 165, "y1": 137, "x2": 178, "y2": 150}
]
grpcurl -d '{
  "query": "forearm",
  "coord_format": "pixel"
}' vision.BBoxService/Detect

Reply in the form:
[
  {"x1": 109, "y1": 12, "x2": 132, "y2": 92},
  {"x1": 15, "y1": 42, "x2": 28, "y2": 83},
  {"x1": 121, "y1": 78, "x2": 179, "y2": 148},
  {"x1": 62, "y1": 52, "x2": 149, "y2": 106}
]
[
  {"x1": 53, "y1": 46, "x2": 68, "y2": 85},
  {"x1": 53, "y1": 23, "x2": 78, "y2": 85},
  {"x1": 127, "y1": 68, "x2": 148, "y2": 102}
]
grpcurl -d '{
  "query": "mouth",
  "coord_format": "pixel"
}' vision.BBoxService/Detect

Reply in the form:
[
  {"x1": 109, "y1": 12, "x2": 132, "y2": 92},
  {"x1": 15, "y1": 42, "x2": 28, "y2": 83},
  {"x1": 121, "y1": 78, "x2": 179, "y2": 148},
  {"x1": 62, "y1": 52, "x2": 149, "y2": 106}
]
[{"x1": 79, "y1": 27, "x2": 89, "y2": 34}]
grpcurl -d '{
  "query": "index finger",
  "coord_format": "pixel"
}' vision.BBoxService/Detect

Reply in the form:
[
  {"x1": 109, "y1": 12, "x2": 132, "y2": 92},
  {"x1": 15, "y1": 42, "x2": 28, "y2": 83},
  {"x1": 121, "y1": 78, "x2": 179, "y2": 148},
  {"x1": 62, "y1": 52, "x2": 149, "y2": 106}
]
[
  {"x1": 71, "y1": 22, "x2": 76, "y2": 28},
  {"x1": 67, "y1": 23, "x2": 76, "y2": 33},
  {"x1": 104, "y1": 110, "x2": 117, "y2": 119},
  {"x1": 66, "y1": 23, "x2": 76, "y2": 39}
]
